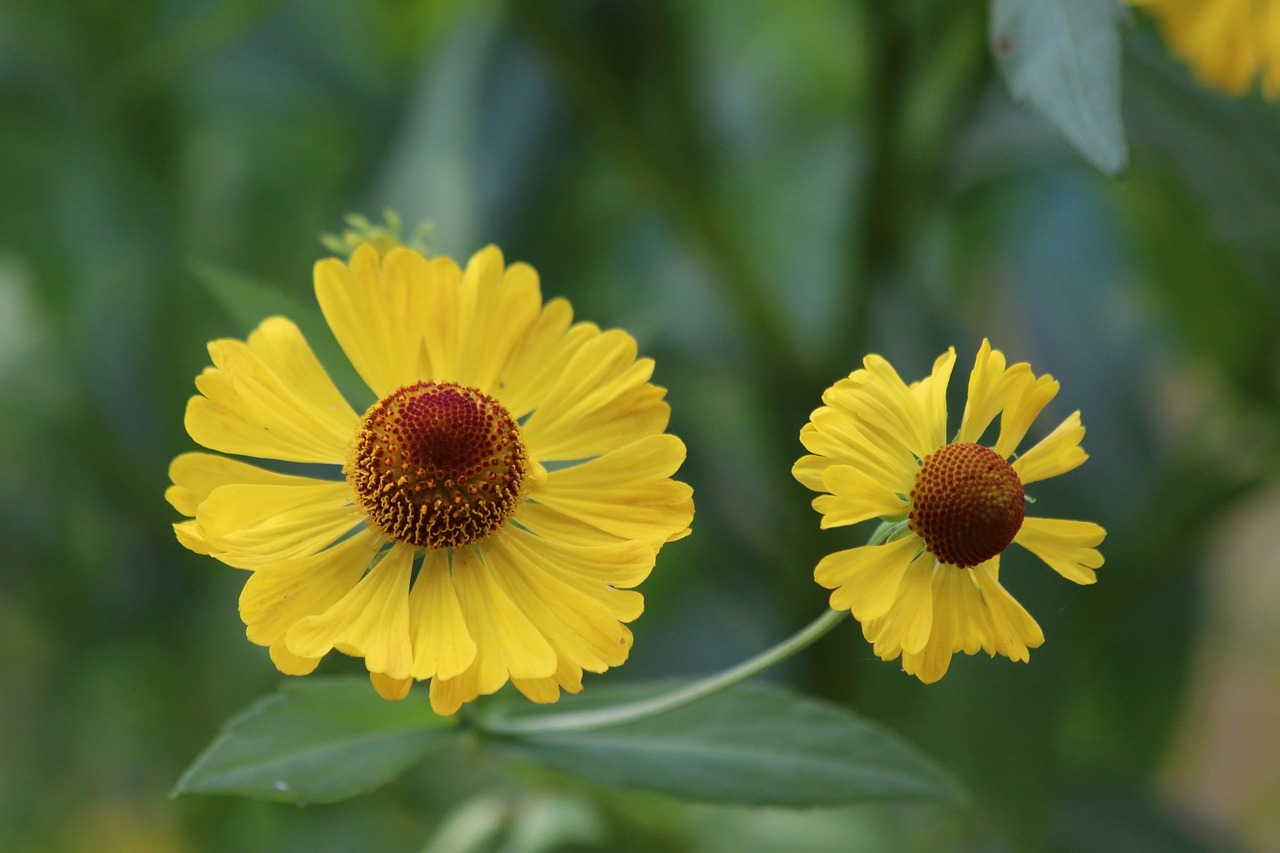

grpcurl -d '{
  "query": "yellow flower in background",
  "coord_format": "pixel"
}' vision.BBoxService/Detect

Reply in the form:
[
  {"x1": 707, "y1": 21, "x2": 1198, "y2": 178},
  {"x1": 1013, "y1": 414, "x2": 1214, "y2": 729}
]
[
  {"x1": 1132, "y1": 0, "x2": 1280, "y2": 98},
  {"x1": 794, "y1": 341, "x2": 1104, "y2": 683},
  {"x1": 168, "y1": 244, "x2": 693, "y2": 715}
]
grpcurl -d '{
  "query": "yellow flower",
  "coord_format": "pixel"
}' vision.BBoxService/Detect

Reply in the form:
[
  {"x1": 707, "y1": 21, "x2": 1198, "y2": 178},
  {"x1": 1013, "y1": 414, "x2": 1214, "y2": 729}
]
[
  {"x1": 793, "y1": 341, "x2": 1104, "y2": 683},
  {"x1": 1131, "y1": 0, "x2": 1280, "y2": 98},
  {"x1": 168, "y1": 244, "x2": 694, "y2": 715}
]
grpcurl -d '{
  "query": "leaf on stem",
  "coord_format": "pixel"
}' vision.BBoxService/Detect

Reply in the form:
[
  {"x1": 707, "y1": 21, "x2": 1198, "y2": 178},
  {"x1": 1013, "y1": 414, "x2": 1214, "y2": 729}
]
[
  {"x1": 990, "y1": 0, "x2": 1128, "y2": 174},
  {"x1": 172, "y1": 678, "x2": 458, "y2": 804},
  {"x1": 479, "y1": 681, "x2": 964, "y2": 807}
]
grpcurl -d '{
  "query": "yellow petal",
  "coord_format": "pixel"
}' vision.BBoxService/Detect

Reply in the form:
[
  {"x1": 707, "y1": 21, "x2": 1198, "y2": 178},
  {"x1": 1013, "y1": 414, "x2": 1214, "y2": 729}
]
[
  {"x1": 511, "y1": 502, "x2": 626, "y2": 546},
  {"x1": 824, "y1": 353, "x2": 944, "y2": 463},
  {"x1": 244, "y1": 317, "x2": 358, "y2": 420},
  {"x1": 801, "y1": 409, "x2": 918, "y2": 494},
  {"x1": 526, "y1": 434, "x2": 693, "y2": 545},
  {"x1": 817, "y1": 535, "x2": 920, "y2": 622},
  {"x1": 994, "y1": 373, "x2": 1059, "y2": 459},
  {"x1": 556, "y1": 654, "x2": 588, "y2": 694},
  {"x1": 269, "y1": 640, "x2": 322, "y2": 676},
  {"x1": 899, "y1": 648, "x2": 948, "y2": 683},
  {"x1": 862, "y1": 613, "x2": 902, "y2": 664},
  {"x1": 957, "y1": 339, "x2": 1001, "y2": 441},
  {"x1": 490, "y1": 300, "x2": 593, "y2": 419},
  {"x1": 489, "y1": 527, "x2": 652, "y2": 624},
  {"x1": 240, "y1": 530, "x2": 380, "y2": 647},
  {"x1": 170, "y1": 450, "x2": 360, "y2": 563},
  {"x1": 315, "y1": 245, "x2": 456, "y2": 397},
  {"x1": 406, "y1": 549, "x2": 477, "y2": 682},
  {"x1": 428, "y1": 670, "x2": 478, "y2": 716},
  {"x1": 510, "y1": 645, "x2": 594, "y2": 706},
  {"x1": 950, "y1": 568, "x2": 995, "y2": 656},
  {"x1": 485, "y1": 533, "x2": 634, "y2": 672},
  {"x1": 814, "y1": 464, "x2": 909, "y2": 528},
  {"x1": 450, "y1": 546, "x2": 557, "y2": 692},
  {"x1": 1140, "y1": 0, "x2": 1266, "y2": 97},
  {"x1": 1195, "y1": 0, "x2": 1254, "y2": 93},
  {"x1": 423, "y1": 553, "x2": 555, "y2": 713},
  {"x1": 520, "y1": 330, "x2": 670, "y2": 461},
  {"x1": 1265, "y1": 2, "x2": 1280, "y2": 96},
  {"x1": 958, "y1": 340, "x2": 1030, "y2": 444},
  {"x1": 416, "y1": 254, "x2": 466, "y2": 383},
  {"x1": 1011, "y1": 411, "x2": 1087, "y2": 484},
  {"x1": 791, "y1": 452, "x2": 831, "y2": 492},
  {"x1": 285, "y1": 542, "x2": 415, "y2": 679},
  {"x1": 370, "y1": 672, "x2": 414, "y2": 701},
  {"x1": 196, "y1": 480, "x2": 364, "y2": 569},
  {"x1": 173, "y1": 521, "x2": 212, "y2": 554},
  {"x1": 185, "y1": 317, "x2": 357, "y2": 462},
  {"x1": 972, "y1": 563, "x2": 1044, "y2": 661},
  {"x1": 904, "y1": 567, "x2": 968, "y2": 682},
  {"x1": 863, "y1": 551, "x2": 938, "y2": 666},
  {"x1": 893, "y1": 554, "x2": 937, "y2": 655},
  {"x1": 911, "y1": 348, "x2": 957, "y2": 453},
  {"x1": 454, "y1": 250, "x2": 544, "y2": 392},
  {"x1": 167, "y1": 452, "x2": 314, "y2": 517},
  {"x1": 511, "y1": 676, "x2": 563, "y2": 705},
  {"x1": 1014, "y1": 516, "x2": 1105, "y2": 584}
]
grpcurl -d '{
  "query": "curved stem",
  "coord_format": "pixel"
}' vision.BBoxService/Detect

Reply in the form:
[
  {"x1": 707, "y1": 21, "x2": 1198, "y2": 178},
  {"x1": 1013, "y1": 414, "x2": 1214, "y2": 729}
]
[{"x1": 481, "y1": 607, "x2": 849, "y2": 737}]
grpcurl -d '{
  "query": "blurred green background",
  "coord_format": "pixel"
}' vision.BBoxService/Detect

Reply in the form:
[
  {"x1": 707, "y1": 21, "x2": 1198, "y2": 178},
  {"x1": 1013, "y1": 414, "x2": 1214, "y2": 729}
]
[{"x1": 2, "y1": 1, "x2": 1279, "y2": 850}]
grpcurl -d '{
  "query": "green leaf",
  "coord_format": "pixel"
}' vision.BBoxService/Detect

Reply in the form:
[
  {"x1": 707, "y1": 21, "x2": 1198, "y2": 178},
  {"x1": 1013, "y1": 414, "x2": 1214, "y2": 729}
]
[
  {"x1": 172, "y1": 678, "x2": 458, "y2": 804},
  {"x1": 480, "y1": 682, "x2": 963, "y2": 807},
  {"x1": 990, "y1": 0, "x2": 1128, "y2": 174},
  {"x1": 189, "y1": 260, "x2": 373, "y2": 409}
]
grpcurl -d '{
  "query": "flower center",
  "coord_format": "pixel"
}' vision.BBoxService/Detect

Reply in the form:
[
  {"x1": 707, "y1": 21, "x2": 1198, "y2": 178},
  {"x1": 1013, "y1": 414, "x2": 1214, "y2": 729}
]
[
  {"x1": 345, "y1": 381, "x2": 528, "y2": 549},
  {"x1": 907, "y1": 442, "x2": 1025, "y2": 568}
]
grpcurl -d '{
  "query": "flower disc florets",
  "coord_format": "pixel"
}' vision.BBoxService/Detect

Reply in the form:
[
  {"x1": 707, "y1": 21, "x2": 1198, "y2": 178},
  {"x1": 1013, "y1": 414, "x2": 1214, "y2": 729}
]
[
  {"x1": 346, "y1": 381, "x2": 527, "y2": 549},
  {"x1": 907, "y1": 442, "x2": 1025, "y2": 568}
]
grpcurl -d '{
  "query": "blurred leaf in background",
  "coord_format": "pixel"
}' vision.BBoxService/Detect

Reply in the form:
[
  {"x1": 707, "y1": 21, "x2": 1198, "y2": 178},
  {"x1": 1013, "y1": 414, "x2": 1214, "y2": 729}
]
[{"x1": 1, "y1": 0, "x2": 1278, "y2": 850}]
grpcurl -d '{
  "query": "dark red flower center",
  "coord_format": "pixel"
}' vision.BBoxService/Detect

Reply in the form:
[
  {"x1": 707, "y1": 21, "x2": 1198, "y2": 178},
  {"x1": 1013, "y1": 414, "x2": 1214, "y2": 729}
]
[
  {"x1": 346, "y1": 381, "x2": 527, "y2": 548},
  {"x1": 907, "y1": 442, "x2": 1025, "y2": 568}
]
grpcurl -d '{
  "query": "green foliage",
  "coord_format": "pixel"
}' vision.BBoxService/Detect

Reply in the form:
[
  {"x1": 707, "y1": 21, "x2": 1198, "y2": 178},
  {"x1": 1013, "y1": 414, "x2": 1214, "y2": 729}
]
[
  {"x1": 991, "y1": 0, "x2": 1128, "y2": 173},
  {"x1": 2, "y1": 0, "x2": 1276, "y2": 850},
  {"x1": 172, "y1": 678, "x2": 457, "y2": 804},
  {"x1": 175, "y1": 678, "x2": 961, "y2": 812},
  {"x1": 479, "y1": 682, "x2": 962, "y2": 808}
]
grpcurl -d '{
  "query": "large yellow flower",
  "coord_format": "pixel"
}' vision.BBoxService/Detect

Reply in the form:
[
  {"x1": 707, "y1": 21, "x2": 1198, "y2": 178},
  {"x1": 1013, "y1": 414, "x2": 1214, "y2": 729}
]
[
  {"x1": 168, "y1": 244, "x2": 694, "y2": 715},
  {"x1": 793, "y1": 341, "x2": 1104, "y2": 683},
  {"x1": 1132, "y1": 0, "x2": 1280, "y2": 98}
]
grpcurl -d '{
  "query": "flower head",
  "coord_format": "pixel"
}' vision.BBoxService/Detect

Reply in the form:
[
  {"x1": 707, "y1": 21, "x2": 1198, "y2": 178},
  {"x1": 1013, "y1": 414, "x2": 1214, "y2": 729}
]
[
  {"x1": 793, "y1": 341, "x2": 1104, "y2": 683},
  {"x1": 168, "y1": 243, "x2": 694, "y2": 714},
  {"x1": 1131, "y1": 0, "x2": 1280, "y2": 99}
]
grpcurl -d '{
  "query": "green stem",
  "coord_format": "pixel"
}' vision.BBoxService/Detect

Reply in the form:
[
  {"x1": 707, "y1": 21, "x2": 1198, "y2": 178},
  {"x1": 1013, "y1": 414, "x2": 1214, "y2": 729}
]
[{"x1": 481, "y1": 607, "x2": 849, "y2": 736}]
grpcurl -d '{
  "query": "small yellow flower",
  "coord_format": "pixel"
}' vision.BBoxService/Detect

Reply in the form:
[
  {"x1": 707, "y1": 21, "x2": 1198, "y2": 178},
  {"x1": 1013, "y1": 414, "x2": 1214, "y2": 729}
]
[
  {"x1": 168, "y1": 244, "x2": 693, "y2": 715},
  {"x1": 1131, "y1": 0, "x2": 1280, "y2": 98},
  {"x1": 794, "y1": 341, "x2": 1104, "y2": 683}
]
